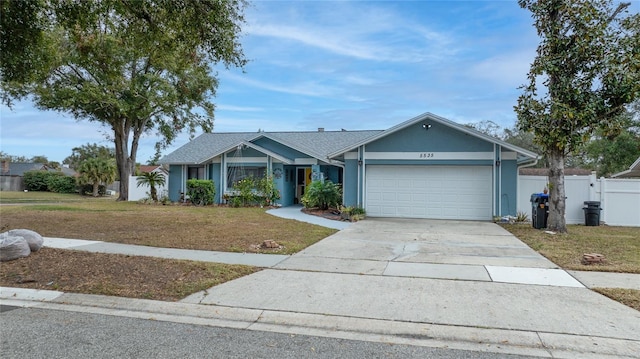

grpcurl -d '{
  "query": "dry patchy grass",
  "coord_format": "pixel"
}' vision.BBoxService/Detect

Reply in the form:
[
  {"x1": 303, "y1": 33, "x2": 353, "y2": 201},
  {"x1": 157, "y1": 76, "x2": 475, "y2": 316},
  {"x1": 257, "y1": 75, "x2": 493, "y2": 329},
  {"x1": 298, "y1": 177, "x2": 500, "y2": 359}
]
[
  {"x1": 501, "y1": 224, "x2": 640, "y2": 273},
  {"x1": 0, "y1": 196, "x2": 336, "y2": 255},
  {"x1": 0, "y1": 247, "x2": 258, "y2": 301},
  {"x1": 0, "y1": 192, "x2": 336, "y2": 301}
]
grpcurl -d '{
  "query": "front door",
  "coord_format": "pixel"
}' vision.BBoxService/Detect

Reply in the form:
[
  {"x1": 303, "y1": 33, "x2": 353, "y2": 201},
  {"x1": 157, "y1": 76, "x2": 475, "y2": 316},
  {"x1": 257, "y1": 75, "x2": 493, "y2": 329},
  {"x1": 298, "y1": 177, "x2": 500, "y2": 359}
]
[{"x1": 295, "y1": 167, "x2": 312, "y2": 203}]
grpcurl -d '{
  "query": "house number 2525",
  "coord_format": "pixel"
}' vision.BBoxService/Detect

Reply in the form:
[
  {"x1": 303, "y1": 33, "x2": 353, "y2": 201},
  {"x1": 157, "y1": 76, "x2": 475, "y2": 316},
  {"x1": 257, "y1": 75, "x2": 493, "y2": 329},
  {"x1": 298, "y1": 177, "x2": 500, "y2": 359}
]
[{"x1": 419, "y1": 153, "x2": 434, "y2": 158}]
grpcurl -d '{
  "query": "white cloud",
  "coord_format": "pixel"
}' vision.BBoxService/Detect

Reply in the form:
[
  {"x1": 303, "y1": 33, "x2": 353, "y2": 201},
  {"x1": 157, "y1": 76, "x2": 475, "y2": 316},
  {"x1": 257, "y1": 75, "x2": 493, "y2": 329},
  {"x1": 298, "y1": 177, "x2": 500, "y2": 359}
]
[
  {"x1": 216, "y1": 104, "x2": 264, "y2": 112},
  {"x1": 222, "y1": 72, "x2": 339, "y2": 98},
  {"x1": 467, "y1": 49, "x2": 537, "y2": 88},
  {"x1": 245, "y1": 2, "x2": 456, "y2": 64}
]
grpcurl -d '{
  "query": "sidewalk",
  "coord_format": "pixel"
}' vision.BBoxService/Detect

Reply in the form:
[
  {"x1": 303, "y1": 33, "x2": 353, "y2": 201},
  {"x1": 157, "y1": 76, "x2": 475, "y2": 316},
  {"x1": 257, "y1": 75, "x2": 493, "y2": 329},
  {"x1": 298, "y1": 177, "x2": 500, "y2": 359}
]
[{"x1": 43, "y1": 237, "x2": 289, "y2": 267}]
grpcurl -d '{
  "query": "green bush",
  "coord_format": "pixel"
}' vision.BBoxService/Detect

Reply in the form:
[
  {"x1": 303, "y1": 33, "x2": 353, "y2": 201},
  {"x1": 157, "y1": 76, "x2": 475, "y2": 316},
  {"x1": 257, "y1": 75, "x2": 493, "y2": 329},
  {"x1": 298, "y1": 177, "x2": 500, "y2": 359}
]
[
  {"x1": 227, "y1": 175, "x2": 281, "y2": 207},
  {"x1": 187, "y1": 179, "x2": 215, "y2": 206},
  {"x1": 23, "y1": 171, "x2": 76, "y2": 193},
  {"x1": 257, "y1": 175, "x2": 280, "y2": 206},
  {"x1": 23, "y1": 170, "x2": 50, "y2": 191},
  {"x1": 46, "y1": 173, "x2": 77, "y2": 193},
  {"x1": 301, "y1": 180, "x2": 342, "y2": 210},
  {"x1": 233, "y1": 176, "x2": 258, "y2": 206}
]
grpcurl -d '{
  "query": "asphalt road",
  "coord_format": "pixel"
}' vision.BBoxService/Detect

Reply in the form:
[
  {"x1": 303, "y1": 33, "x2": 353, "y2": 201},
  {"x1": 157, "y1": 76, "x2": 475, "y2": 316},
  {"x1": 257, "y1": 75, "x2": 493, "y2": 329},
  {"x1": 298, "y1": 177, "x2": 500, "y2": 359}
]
[{"x1": 0, "y1": 306, "x2": 543, "y2": 359}]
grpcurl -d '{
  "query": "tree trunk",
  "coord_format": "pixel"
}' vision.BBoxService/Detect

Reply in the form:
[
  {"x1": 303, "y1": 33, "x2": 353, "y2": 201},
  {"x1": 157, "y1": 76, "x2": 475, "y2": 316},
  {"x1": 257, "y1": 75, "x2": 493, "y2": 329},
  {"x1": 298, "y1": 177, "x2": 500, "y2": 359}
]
[
  {"x1": 114, "y1": 122, "x2": 133, "y2": 201},
  {"x1": 92, "y1": 182, "x2": 99, "y2": 197},
  {"x1": 547, "y1": 148, "x2": 567, "y2": 233}
]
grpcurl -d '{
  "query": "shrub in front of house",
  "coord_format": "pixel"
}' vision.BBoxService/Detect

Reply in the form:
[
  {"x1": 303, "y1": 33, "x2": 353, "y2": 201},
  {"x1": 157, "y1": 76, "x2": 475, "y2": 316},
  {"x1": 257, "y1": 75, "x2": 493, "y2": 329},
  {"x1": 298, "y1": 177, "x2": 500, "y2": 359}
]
[
  {"x1": 256, "y1": 175, "x2": 280, "y2": 206},
  {"x1": 187, "y1": 179, "x2": 216, "y2": 206},
  {"x1": 301, "y1": 180, "x2": 342, "y2": 210},
  {"x1": 233, "y1": 176, "x2": 258, "y2": 206},
  {"x1": 227, "y1": 175, "x2": 280, "y2": 207}
]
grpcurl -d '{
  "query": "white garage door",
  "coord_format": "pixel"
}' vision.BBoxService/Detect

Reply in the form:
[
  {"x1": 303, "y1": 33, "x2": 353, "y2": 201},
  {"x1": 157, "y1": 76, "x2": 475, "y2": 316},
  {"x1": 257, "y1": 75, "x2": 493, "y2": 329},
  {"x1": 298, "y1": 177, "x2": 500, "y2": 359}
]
[{"x1": 366, "y1": 165, "x2": 493, "y2": 220}]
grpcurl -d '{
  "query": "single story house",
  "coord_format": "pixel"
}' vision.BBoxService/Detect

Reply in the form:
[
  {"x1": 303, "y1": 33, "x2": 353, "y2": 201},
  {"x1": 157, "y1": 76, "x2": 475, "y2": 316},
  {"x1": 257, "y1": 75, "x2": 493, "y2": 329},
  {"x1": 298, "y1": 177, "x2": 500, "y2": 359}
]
[{"x1": 160, "y1": 112, "x2": 538, "y2": 220}]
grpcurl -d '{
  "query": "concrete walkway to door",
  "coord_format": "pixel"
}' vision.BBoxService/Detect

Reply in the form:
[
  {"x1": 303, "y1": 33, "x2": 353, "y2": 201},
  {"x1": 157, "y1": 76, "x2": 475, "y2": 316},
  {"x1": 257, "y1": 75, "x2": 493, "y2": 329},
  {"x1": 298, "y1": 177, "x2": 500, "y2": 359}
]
[{"x1": 184, "y1": 217, "x2": 640, "y2": 358}]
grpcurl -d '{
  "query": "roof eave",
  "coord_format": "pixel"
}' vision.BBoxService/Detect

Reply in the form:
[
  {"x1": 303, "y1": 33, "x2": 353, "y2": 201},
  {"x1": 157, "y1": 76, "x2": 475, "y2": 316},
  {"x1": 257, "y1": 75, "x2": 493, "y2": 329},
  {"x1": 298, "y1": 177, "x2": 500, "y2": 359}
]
[
  {"x1": 199, "y1": 140, "x2": 295, "y2": 165},
  {"x1": 328, "y1": 112, "x2": 538, "y2": 159}
]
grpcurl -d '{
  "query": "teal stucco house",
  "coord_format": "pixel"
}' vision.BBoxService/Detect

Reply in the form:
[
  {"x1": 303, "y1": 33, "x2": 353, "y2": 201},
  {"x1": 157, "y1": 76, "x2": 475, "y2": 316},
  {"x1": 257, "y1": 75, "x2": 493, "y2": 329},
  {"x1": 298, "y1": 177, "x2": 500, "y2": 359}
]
[{"x1": 159, "y1": 112, "x2": 538, "y2": 220}]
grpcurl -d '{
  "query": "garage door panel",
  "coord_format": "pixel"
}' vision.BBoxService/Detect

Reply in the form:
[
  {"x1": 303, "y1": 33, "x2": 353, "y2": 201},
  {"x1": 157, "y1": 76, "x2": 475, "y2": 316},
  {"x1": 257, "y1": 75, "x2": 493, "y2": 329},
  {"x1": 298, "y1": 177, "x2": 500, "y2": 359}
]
[{"x1": 366, "y1": 165, "x2": 492, "y2": 220}]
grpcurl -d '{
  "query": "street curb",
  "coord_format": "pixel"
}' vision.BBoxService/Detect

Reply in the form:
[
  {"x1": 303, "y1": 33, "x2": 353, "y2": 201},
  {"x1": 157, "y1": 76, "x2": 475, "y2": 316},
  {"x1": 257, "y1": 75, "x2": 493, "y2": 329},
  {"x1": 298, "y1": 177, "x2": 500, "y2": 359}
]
[{"x1": 2, "y1": 287, "x2": 638, "y2": 359}]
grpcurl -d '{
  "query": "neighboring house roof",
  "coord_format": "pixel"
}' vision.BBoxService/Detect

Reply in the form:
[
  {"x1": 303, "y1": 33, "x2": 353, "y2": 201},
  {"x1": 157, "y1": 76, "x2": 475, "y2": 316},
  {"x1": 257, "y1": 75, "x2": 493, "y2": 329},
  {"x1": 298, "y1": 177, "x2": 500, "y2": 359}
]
[
  {"x1": 159, "y1": 130, "x2": 381, "y2": 165},
  {"x1": 327, "y1": 112, "x2": 539, "y2": 161},
  {"x1": 59, "y1": 166, "x2": 78, "y2": 177},
  {"x1": 138, "y1": 165, "x2": 168, "y2": 175},
  {"x1": 139, "y1": 165, "x2": 160, "y2": 173},
  {"x1": 611, "y1": 156, "x2": 640, "y2": 178},
  {"x1": 519, "y1": 168, "x2": 593, "y2": 176},
  {"x1": 0, "y1": 162, "x2": 47, "y2": 176}
]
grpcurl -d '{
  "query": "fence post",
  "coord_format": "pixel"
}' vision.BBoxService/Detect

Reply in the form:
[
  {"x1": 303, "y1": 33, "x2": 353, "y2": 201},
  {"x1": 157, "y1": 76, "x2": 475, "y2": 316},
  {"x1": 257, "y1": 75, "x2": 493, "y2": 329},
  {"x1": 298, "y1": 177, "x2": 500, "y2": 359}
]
[
  {"x1": 588, "y1": 172, "x2": 597, "y2": 201},
  {"x1": 599, "y1": 176, "x2": 606, "y2": 224}
]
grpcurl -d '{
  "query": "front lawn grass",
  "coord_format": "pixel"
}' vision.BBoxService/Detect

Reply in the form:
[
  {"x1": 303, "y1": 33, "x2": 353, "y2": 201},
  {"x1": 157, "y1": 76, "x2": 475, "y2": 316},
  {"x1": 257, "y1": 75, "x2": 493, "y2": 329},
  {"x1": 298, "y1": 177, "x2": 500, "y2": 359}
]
[
  {"x1": 0, "y1": 191, "x2": 92, "y2": 203},
  {"x1": 502, "y1": 223, "x2": 640, "y2": 311},
  {"x1": 0, "y1": 195, "x2": 336, "y2": 255},
  {"x1": 0, "y1": 192, "x2": 337, "y2": 300},
  {"x1": 501, "y1": 224, "x2": 640, "y2": 273},
  {"x1": 0, "y1": 248, "x2": 258, "y2": 301}
]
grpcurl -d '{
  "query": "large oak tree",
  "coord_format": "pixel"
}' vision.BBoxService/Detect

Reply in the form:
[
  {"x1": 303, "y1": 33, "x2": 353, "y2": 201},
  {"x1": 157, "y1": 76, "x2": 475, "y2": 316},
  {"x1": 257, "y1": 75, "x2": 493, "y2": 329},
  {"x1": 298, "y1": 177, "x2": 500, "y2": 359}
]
[
  {"x1": 1, "y1": 0, "x2": 247, "y2": 200},
  {"x1": 515, "y1": 0, "x2": 640, "y2": 232}
]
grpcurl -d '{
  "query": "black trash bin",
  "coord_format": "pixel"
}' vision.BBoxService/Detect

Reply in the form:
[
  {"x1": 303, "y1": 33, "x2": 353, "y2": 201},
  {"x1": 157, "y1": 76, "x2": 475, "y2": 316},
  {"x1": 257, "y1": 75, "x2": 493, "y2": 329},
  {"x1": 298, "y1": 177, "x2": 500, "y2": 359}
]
[
  {"x1": 583, "y1": 201, "x2": 602, "y2": 226},
  {"x1": 530, "y1": 193, "x2": 549, "y2": 229}
]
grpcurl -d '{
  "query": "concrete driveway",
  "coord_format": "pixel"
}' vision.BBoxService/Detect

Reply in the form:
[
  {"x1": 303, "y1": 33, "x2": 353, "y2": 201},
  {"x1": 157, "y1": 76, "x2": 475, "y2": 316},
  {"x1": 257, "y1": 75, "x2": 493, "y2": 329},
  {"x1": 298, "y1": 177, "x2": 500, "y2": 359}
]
[{"x1": 183, "y1": 218, "x2": 640, "y2": 357}]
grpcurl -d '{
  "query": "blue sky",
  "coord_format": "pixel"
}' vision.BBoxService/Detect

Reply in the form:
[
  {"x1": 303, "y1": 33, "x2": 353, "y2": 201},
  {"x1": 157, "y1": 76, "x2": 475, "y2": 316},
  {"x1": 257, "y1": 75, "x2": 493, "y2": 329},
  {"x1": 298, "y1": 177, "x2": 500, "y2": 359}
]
[{"x1": 1, "y1": 1, "x2": 636, "y2": 163}]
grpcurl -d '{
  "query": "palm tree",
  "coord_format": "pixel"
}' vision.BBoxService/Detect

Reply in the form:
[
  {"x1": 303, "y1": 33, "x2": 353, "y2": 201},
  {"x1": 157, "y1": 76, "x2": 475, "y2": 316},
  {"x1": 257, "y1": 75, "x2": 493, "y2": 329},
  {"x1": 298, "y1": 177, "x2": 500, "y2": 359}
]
[
  {"x1": 78, "y1": 158, "x2": 117, "y2": 197},
  {"x1": 137, "y1": 171, "x2": 166, "y2": 202}
]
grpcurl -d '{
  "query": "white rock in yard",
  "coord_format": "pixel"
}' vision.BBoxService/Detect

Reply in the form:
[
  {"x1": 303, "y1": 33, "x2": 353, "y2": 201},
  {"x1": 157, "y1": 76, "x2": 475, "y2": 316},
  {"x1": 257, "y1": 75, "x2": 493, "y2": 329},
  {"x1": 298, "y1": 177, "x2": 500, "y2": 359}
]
[
  {"x1": 0, "y1": 234, "x2": 31, "y2": 262},
  {"x1": 8, "y1": 229, "x2": 44, "y2": 251}
]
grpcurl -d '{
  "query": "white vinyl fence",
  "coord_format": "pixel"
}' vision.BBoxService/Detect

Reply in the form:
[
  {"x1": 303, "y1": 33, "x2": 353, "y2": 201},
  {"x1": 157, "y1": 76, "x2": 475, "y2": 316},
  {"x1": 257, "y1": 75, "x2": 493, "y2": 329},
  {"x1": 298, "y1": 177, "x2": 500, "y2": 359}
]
[
  {"x1": 127, "y1": 175, "x2": 168, "y2": 202},
  {"x1": 518, "y1": 173, "x2": 640, "y2": 227}
]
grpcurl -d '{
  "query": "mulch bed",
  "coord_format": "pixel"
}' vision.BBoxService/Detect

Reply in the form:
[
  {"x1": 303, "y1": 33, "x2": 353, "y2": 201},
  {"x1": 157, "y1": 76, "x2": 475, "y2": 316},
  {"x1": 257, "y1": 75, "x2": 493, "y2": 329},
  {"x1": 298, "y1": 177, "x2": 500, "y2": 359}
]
[{"x1": 301, "y1": 207, "x2": 343, "y2": 221}]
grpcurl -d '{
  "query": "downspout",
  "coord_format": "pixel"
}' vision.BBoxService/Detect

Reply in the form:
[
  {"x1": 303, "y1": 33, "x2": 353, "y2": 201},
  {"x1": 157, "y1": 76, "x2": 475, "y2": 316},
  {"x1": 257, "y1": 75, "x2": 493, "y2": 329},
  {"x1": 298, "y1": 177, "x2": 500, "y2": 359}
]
[
  {"x1": 220, "y1": 156, "x2": 225, "y2": 204},
  {"x1": 362, "y1": 144, "x2": 366, "y2": 208},
  {"x1": 181, "y1": 165, "x2": 186, "y2": 202},
  {"x1": 492, "y1": 144, "x2": 496, "y2": 217},
  {"x1": 498, "y1": 145, "x2": 502, "y2": 216},
  {"x1": 357, "y1": 146, "x2": 362, "y2": 206},
  {"x1": 222, "y1": 152, "x2": 228, "y2": 202}
]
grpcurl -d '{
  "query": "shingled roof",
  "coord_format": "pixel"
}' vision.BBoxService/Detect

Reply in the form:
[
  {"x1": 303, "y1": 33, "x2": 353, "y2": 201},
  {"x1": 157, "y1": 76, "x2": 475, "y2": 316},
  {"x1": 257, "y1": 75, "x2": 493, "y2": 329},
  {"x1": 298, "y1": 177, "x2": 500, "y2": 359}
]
[{"x1": 159, "y1": 130, "x2": 382, "y2": 165}]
